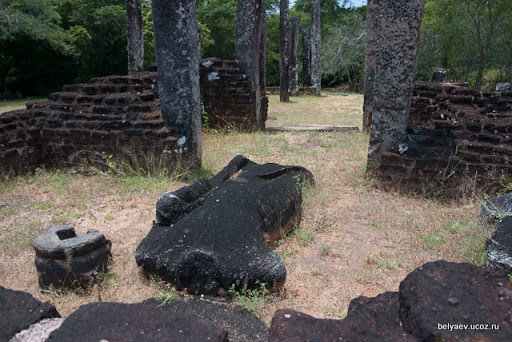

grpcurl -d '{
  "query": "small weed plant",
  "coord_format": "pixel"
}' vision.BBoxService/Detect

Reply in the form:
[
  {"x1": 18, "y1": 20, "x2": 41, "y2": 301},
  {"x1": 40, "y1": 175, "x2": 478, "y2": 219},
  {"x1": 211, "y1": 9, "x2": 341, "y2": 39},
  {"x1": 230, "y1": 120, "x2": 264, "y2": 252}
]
[
  {"x1": 158, "y1": 284, "x2": 176, "y2": 307},
  {"x1": 228, "y1": 283, "x2": 269, "y2": 313}
]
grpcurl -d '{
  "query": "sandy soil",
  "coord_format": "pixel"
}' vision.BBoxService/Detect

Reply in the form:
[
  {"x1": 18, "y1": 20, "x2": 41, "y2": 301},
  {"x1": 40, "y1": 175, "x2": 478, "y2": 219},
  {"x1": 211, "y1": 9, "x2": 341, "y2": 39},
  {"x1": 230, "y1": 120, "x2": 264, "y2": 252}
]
[{"x1": 0, "y1": 95, "x2": 491, "y2": 325}]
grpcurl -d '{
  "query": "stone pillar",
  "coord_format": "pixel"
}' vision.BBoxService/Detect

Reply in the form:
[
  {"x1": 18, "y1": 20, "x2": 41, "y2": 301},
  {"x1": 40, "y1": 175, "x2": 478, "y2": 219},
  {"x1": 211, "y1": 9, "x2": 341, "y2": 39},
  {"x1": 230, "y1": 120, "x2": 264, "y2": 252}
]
[
  {"x1": 311, "y1": 1, "x2": 321, "y2": 96},
  {"x1": 126, "y1": 0, "x2": 144, "y2": 74},
  {"x1": 367, "y1": 0, "x2": 424, "y2": 171},
  {"x1": 430, "y1": 67, "x2": 447, "y2": 82},
  {"x1": 279, "y1": 0, "x2": 290, "y2": 102},
  {"x1": 301, "y1": 26, "x2": 311, "y2": 88},
  {"x1": 289, "y1": 17, "x2": 300, "y2": 96},
  {"x1": 151, "y1": 0, "x2": 201, "y2": 167},
  {"x1": 362, "y1": 0, "x2": 377, "y2": 133},
  {"x1": 259, "y1": 0, "x2": 267, "y2": 91},
  {"x1": 236, "y1": 0, "x2": 266, "y2": 129},
  {"x1": 496, "y1": 83, "x2": 511, "y2": 92}
]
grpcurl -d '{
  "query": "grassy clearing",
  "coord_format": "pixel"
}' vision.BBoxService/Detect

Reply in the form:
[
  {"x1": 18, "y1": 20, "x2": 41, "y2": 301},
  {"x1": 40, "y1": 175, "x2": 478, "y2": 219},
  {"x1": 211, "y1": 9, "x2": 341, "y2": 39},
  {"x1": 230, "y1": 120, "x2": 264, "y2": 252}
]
[
  {"x1": 0, "y1": 98, "x2": 46, "y2": 114},
  {"x1": 0, "y1": 94, "x2": 495, "y2": 323},
  {"x1": 267, "y1": 94, "x2": 363, "y2": 129}
]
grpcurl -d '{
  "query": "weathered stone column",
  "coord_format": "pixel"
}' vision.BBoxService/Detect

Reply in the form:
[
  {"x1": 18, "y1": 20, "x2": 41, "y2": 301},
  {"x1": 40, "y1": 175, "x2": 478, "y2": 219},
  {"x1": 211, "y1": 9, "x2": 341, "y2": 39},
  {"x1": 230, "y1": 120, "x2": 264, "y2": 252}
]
[
  {"x1": 367, "y1": 0, "x2": 424, "y2": 171},
  {"x1": 289, "y1": 17, "x2": 300, "y2": 96},
  {"x1": 279, "y1": 0, "x2": 290, "y2": 102},
  {"x1": 430, "y1": 67, "x2": 447, "y2": 82},
  {"x1": 301, "y1": 26, "x2": 311, "y2": 88},
  {"x1": 311, "y1": 1, "x2": 321, "y2": 96},
  {"x1": 259, "y1": 0, "x2": 267, "y2": 92},
  {"x1": 151, "y1": 0, "x2": 201, "y2": 167},
  {"x1": 126, "y1": 0, "x2": 144, "y2": 74},
  {"x1": 362, "y1": 0, "x2": 376, "y2": 133},
  {"x1": 236, "y1": 0, "x2": 266, "y2": 129}
]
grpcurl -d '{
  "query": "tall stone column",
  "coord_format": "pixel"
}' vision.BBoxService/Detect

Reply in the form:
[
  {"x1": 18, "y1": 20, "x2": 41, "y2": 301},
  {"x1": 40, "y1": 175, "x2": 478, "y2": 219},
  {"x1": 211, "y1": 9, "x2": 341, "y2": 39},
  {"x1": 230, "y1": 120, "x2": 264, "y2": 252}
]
[
  {"x1": 311, "y1": 1, "x2": 321, "y2": 96},
  {"x1": 362, "y1": 0, "x2": 376, "y2": 133},
  {"x1": 279, "y1": 0, "x2": 290, "y2": 102},
  {"x1": 289, "y1": 17, "x2": 300, "y2": 96},
  {"x1": 367, "y1": 0, "x2": 425, "y2": 171},
  {"x1": 236, "y1": 0, "x2": 266, "y2": 129},
  {"x1": 126, "y1": 0, "x2": 144, "y2": 74},
  {"x1": 151, "y1": 0, "x2": 201, "y2": 167},
  {"x1": 259, "y1": 0, "x2": 267, "y2": 91},
  {"x1": 301, "y1": 26, "x2": 311, "y2": 88}
]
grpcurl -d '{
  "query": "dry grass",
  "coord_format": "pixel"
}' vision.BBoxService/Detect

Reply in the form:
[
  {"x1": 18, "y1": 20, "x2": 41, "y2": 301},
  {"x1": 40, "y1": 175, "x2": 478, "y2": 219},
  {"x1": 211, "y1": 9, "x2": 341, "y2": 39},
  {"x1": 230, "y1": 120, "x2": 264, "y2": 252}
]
[
  {"x1": 0, "y1": 94, "x2": 493, "y2": 324},
  {"x1": 267, "y1": 94, "x2": 363, "y2": 129}
]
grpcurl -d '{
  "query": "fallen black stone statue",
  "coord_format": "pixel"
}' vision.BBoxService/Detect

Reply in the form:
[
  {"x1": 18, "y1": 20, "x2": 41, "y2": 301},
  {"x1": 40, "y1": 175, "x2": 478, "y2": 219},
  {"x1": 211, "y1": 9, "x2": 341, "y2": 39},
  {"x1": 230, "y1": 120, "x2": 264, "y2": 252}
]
[{"x1": 136, "y1": 154, "x2": 314, "y2": 294}]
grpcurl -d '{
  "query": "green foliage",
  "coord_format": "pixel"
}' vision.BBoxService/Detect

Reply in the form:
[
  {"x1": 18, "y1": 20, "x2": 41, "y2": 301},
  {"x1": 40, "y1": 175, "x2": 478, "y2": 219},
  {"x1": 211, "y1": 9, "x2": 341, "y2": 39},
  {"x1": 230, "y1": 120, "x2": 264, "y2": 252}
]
[
  {"x1": 419, "y1": 0, "x2": 512, "y2": 90},
  {"x1": 228, "y1": 283, "x2": 269, "y2": 313},
  {"x1": 0, "y1": 0, "x2": 68, "y2": 45},
  {"x1": 321, "y1": 7, "x2": 366, "y2": 91},
  {"x1": 196, "y1": 0, "x2": 237, "y2": 59}
]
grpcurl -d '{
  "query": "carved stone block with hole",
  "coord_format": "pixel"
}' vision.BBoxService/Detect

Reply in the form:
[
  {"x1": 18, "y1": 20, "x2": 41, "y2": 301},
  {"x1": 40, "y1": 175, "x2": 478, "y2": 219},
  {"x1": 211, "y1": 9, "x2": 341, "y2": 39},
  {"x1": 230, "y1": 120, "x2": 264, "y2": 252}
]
[{"x1": 33, "y1": 226, "x2": 111, "y2": 289}]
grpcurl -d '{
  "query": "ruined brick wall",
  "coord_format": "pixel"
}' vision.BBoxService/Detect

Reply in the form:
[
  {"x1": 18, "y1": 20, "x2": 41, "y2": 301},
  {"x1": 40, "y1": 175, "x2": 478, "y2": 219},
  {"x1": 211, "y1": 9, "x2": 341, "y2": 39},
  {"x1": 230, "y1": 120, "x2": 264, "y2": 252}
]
[
  {"x1": 199, "y1": 58, "x2": 268, "y2": 130},
  {"x1": 378, "y1": 81, "x2": 512, "y2": 195},
  {"x1": 0, "y1": 72, "x2": 174, "y2": 178},
  {"x1": 0, "y1": 59, "x2": 267, "y2": 178}
]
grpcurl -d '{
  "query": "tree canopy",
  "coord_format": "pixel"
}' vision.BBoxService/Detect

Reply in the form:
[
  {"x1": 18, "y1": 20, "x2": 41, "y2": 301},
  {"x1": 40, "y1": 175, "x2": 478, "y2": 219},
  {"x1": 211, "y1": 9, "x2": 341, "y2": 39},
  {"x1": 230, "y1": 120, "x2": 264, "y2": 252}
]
[{"x1": 1, "y1": 0, "x2": 511, "y2": 98}]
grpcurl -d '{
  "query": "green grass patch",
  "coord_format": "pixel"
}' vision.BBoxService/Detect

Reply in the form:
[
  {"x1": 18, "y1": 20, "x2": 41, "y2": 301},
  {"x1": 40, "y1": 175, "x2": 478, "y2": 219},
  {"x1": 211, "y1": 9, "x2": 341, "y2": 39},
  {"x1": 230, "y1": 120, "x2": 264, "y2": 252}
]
[
  {"x1": 422, "y1": 234, "x2": 446, "y2": 249},
  {"x1": 228, "y1": 283, "x2": 269, "y2": 313},
  {"x1": 0, "y1": 98, "x2": 46, "y2": 114}
]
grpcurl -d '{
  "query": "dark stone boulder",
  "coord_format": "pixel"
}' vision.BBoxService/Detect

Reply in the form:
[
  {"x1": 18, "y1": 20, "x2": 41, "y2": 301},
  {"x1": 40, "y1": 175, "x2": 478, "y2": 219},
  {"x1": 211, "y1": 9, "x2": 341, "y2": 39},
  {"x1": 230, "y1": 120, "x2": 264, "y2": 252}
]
[
  {"x1": 344, "y1": 292, "x2": 416, "y2": 341},
  {"x1": 33, "y1": 226, "x2": 112, "y2": 288},
  {"x1": 46, "y1": 302, "x2": 228, "y2": 342},
  {"x1": 144, "y1": 295, "x2": 268, "y2": 342},
  {"x1": 481, "y1": 192, "x2": 512, "y2": 222},
  {"x1": 0, "y1": 286, "x2": 60, "y2": 342},
  {"x1": 269, "y1": 309, "x2": 346, "y2": 342},
  {"x1": 399, "y1": 260, "x2": 512, "y2": 341},
  {"x1": 268, "y1": 293, "x2": 414, "y2": 342},
  {"x1": 136, "y1": 155, "x2": 314, "y2": 294},
  {"x1": 486, "y1": 216, "x2": 512, "y2": 275}
]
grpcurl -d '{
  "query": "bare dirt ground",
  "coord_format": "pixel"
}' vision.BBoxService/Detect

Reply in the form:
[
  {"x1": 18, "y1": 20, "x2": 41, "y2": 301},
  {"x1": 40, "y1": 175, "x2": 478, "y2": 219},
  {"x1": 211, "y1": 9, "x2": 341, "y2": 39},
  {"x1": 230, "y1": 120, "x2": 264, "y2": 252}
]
[{"x1": 0, "y1": 95, "x2": 493, "y2": 324}]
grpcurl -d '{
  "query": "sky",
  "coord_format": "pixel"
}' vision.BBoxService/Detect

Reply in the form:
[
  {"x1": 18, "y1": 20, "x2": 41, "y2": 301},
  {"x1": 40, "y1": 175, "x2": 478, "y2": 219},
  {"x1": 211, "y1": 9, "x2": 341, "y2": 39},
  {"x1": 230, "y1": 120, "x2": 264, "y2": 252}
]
[{"x1": 290, "y1": 0, "x2": 368, "y2": 8}]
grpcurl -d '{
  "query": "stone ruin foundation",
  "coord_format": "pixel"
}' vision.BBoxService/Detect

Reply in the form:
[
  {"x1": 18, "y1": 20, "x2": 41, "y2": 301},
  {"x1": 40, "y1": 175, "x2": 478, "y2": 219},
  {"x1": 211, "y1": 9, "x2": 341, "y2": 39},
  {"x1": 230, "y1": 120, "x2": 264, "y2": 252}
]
[
  {"x1": 0, "y1": 59, "x2": 267, "y2": 179},
  {"x1": 360, "y1": 0, "x2": 512, "y2": 195},
  {"x1": 377, "y1": 81, "x2": 512, "y2": 196}
]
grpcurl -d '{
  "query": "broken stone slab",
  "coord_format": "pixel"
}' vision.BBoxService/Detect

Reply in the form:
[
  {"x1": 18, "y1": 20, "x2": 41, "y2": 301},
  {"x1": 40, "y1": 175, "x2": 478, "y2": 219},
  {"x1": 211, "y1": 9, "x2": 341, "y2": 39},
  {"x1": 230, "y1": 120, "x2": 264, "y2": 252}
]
[
  {"x1": 0, "y1": 286, "x2": 60, "y2": 342},
  {"x1": 9, "y1": 318, "x2": 64, "y2": 342},
  {"x1": 144, "y1": 295, "x2": 268, "y2": 342},
  {"x1": 136, "y1": 154, "x2": 314, "y2": 294},
  {"x1": 344, "y1": 292, "x2": 415, "y2": 341},
  {"x1": 399, "y1": 260, "x2": 512, "y2": 341},
  {"x1": 268, "y1": 307, "x2": 414, "y2": 342},
  {"x1": 486, "y1": 216, "x2": 512, "y2": 276},
  {"x1": 45, "y1": 302, "x2": 228, "y2": 342},
  {"x1": 33, "y1": 226, "x2": 112, "y2": 289},
  {"x1": 480, "y1": 192, "x2": 512, "y2": 223}
]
